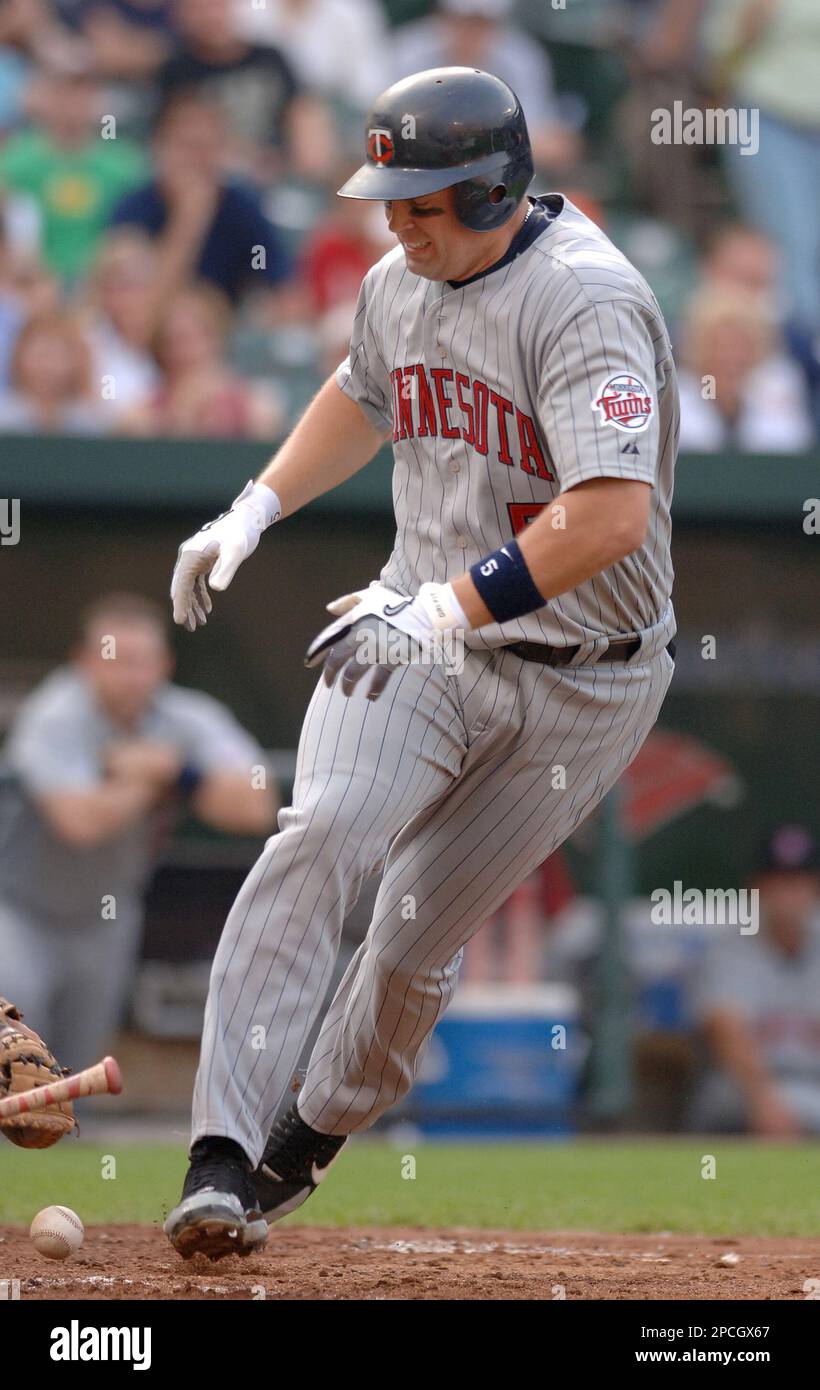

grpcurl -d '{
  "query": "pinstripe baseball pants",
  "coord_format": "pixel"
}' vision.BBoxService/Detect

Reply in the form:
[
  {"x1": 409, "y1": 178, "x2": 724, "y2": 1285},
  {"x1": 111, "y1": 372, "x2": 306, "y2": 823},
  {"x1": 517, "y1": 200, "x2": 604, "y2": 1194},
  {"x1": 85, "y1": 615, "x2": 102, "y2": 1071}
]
[{"x1": 192, "y1": 639, "x2": 674, "y2": 1163}]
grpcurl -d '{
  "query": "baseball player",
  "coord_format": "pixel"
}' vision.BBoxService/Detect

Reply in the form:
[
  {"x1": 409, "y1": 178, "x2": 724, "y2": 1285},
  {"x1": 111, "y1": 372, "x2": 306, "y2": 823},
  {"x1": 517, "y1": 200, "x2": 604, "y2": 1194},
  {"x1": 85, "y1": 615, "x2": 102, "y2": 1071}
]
[{"x1": 165, "y1": 67, "x2": 678, "y2": 1260}]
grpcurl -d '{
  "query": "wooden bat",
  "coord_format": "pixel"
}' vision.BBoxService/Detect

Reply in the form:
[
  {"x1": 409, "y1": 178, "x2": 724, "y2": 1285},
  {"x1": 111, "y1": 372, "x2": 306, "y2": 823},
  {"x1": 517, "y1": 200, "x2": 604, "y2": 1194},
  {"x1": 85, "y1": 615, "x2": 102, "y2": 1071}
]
[{"x1": 0, "y1": 1055, "x2": 122, "y2": 1119}]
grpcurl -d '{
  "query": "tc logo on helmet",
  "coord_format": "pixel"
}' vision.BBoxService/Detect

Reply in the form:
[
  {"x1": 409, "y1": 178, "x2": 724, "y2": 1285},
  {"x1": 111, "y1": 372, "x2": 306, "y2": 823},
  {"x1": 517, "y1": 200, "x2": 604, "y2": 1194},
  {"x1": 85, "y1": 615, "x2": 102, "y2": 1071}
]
[
  {"x1": 368, "y1": 128, "x2": 395, "y2": 165},
  {"x1": 592, "y1": 374, "x2": 653, "y2": 433}
]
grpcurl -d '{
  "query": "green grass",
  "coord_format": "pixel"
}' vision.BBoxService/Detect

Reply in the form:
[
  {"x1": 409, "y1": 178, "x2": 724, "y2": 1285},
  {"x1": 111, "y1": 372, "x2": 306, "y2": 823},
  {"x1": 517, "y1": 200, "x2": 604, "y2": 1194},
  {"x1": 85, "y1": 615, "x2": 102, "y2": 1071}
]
[{"x1": 1, "y1": 1139, "x2": 818, "y2": 1236}]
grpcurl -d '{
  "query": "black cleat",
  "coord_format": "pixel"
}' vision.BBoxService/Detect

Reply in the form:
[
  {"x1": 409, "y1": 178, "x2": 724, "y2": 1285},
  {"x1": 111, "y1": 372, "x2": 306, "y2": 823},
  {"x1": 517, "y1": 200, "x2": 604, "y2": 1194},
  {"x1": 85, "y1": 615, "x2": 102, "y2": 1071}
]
[
  {"x1": 253, "y1": 1102, "x2": 347, "y2": 1224},
  {"x1": 165, "y1": 1138, "x2": 268, "y2": 1261}
]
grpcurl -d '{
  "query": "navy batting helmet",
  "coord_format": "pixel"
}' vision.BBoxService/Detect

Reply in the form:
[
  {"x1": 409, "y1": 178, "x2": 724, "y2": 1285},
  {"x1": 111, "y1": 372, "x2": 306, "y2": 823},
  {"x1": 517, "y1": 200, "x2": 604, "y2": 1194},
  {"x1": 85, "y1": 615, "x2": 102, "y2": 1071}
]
[{"x1": 338, "y1": 67, "x2": 534, "y2": 233}]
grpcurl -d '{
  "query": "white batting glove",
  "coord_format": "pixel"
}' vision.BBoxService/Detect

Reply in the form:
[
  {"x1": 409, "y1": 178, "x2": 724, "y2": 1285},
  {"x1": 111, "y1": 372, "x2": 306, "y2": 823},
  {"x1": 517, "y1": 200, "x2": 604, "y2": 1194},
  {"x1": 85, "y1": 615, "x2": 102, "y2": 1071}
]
[
  {"x1": 170, "y1": 481, "x2": 281, "y2": 631},
  {"x1": 305, "y1": 581, "x2": 470, "y2": 699}
]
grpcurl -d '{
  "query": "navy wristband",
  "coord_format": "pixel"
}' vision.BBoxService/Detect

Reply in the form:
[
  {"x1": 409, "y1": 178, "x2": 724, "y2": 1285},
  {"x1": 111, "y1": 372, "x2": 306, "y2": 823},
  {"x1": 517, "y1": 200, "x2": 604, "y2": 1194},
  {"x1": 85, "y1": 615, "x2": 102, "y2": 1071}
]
[
  {"x1": 177, "y1": 763, "x2": 204, "y2": 797},
  {"x1": 469, "y1": 539, "x2": 545, "y2": 624}
]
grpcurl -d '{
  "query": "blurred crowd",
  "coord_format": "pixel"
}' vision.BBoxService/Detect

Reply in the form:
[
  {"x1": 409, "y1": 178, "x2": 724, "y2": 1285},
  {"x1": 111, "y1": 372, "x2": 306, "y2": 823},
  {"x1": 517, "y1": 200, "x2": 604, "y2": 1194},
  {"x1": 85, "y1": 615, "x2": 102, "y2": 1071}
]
[
  {"x1": 0, "y1": 0, "x2": 818, "y2": 444},
  {"x1": 0, "y1": 591, "x2": 279, "y2": 1069},
  {"x1": 469, "y1": 823, "x2": 820, "y2": 1137}
]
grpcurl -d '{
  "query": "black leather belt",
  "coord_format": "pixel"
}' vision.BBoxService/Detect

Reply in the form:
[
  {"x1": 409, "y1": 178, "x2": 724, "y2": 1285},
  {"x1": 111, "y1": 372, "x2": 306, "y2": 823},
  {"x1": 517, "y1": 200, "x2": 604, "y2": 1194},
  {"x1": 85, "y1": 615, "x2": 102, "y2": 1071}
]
[{"x1": 505, "y1": 638, "x2": 677, "y2": 667}]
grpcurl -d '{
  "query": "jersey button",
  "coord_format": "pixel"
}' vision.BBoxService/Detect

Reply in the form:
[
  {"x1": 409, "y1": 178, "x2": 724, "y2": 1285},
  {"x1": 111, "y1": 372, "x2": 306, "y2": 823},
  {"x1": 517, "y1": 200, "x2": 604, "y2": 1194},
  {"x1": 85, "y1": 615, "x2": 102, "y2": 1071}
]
[
  {"x1": 451, "y1": 462, "x2": 460, "y2": 472},
  {"x1": 456, "y1": 536, "x2": 468, "y2": 548}
]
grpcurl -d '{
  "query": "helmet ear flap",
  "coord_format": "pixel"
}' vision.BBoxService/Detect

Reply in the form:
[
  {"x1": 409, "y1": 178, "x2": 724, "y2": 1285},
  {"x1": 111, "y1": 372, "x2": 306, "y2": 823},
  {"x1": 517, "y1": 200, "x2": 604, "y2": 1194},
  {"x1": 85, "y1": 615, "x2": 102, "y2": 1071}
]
[
  {"x1": 452, "y1": 142, "x2": 534, "y2": 231},
  {"x1": 455, "y1": 176, "x2": 516, "y2": 232}
]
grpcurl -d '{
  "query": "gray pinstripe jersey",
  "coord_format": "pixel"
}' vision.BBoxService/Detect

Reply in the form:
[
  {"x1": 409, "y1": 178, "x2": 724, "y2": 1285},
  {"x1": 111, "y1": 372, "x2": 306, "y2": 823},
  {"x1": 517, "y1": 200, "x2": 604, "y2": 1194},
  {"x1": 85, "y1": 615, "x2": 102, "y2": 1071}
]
[{"x1": 336, "y1": 194, "x2": 678, "y2": 654}]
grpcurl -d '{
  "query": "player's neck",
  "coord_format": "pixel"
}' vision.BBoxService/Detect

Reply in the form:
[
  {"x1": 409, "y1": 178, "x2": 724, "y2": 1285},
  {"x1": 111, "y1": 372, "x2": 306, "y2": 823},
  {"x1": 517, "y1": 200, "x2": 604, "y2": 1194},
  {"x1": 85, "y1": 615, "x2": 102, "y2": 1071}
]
[{"x1": 450, "y1": 199, "x2": 532, "y2": 284}]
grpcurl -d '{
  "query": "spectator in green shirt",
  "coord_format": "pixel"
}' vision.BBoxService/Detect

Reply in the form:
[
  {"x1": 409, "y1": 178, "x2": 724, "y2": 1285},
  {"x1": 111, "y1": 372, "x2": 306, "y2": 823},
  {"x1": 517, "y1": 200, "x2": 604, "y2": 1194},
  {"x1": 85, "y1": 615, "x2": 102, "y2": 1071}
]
[{"x1": 0, "y1": 70, "x2": 146, "y2": 282}]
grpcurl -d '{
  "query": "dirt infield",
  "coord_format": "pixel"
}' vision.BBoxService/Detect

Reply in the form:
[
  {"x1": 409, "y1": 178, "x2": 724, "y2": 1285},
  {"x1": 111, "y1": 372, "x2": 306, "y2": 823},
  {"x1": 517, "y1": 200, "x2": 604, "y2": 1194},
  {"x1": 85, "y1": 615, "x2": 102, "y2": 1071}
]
[{"x1": 2, "y1": 1226, "x2": 819, "y2": 1299}]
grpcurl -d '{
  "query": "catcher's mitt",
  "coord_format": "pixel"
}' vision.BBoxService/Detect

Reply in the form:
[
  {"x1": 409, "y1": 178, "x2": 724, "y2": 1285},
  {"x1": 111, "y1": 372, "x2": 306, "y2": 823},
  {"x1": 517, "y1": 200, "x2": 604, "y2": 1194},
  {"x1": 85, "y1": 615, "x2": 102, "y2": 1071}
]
[{"x1": 0, "y1": 998, "x2": 75, "y2": 1148}]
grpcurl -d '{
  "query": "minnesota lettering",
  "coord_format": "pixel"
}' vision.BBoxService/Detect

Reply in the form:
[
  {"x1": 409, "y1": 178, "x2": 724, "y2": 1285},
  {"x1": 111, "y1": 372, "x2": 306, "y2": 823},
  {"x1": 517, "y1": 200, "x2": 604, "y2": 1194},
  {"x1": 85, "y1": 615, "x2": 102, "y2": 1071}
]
[{"x1": 389, "y1": 364, "x2": 554, "y2": 480}]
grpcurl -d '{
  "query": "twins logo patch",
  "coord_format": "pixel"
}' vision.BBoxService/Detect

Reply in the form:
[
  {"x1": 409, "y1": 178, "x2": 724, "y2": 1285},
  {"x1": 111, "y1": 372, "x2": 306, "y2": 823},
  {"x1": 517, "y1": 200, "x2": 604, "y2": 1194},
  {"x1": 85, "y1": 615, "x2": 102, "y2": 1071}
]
[{"x1": 592, "y1": 374, "x2": 653, "y2": 433}]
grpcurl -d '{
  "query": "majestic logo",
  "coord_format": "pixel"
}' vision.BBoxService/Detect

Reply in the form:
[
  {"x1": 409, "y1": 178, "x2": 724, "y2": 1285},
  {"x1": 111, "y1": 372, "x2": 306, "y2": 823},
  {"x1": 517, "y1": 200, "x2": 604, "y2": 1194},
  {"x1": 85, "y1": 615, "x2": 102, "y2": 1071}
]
[
  {"x1": 592, "y1": 374, "x2": 653, "y2": 433},
  {"x1": 368, "y1": 128, "x2": 395, "y2": 165}
]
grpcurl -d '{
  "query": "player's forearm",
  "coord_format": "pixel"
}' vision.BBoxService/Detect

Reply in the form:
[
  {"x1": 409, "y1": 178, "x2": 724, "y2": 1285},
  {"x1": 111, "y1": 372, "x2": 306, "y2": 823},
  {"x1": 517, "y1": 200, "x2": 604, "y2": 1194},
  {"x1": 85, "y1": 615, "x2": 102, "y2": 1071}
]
[
  {"x1": 37, "y1": 780, "x2": 158, "y2": 848},
  {"x1": 192, "y1": 771, "x2": 278, "y2": 835},
  {"x1": 256, "y1": 377, "x2": 388, "y2": 518},
  {"x1": 702, "y1": 1009, "x2": 777, "y2": 1103},
  {"x1": 286, "y1": 95, "x2": 338, "y2": 182},
  {"x1": 86, "y1": 15, "x2": 171, "y2": 77},
  {"x1": 172, "y1": 384, "x2": 386, "y2": 629},
  {"x1": 452, "y1": 479, "x2": 651, "y2": 628},
  {"x1": 150, "y1": 198, "x2": 215, "y2": 320}
]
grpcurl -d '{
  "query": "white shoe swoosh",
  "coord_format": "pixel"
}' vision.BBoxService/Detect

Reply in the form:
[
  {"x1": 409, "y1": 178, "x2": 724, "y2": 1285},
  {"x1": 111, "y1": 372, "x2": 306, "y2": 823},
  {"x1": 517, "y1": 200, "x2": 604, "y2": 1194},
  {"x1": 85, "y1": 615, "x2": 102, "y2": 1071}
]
[
  {"x1": 311, "y1": 1150, "x2": 343, "y2": 1186},
  {"x1": 260, "y1": 1151, "x2": 342, "y2": 1189}
]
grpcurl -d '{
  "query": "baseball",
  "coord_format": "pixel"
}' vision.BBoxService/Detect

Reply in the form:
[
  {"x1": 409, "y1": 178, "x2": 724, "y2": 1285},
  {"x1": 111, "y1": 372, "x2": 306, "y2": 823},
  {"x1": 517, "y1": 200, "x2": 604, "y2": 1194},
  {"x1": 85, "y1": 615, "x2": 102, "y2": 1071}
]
[{"x1": 29, "y1": 1205, "x2": 84, "y2": 1260}]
